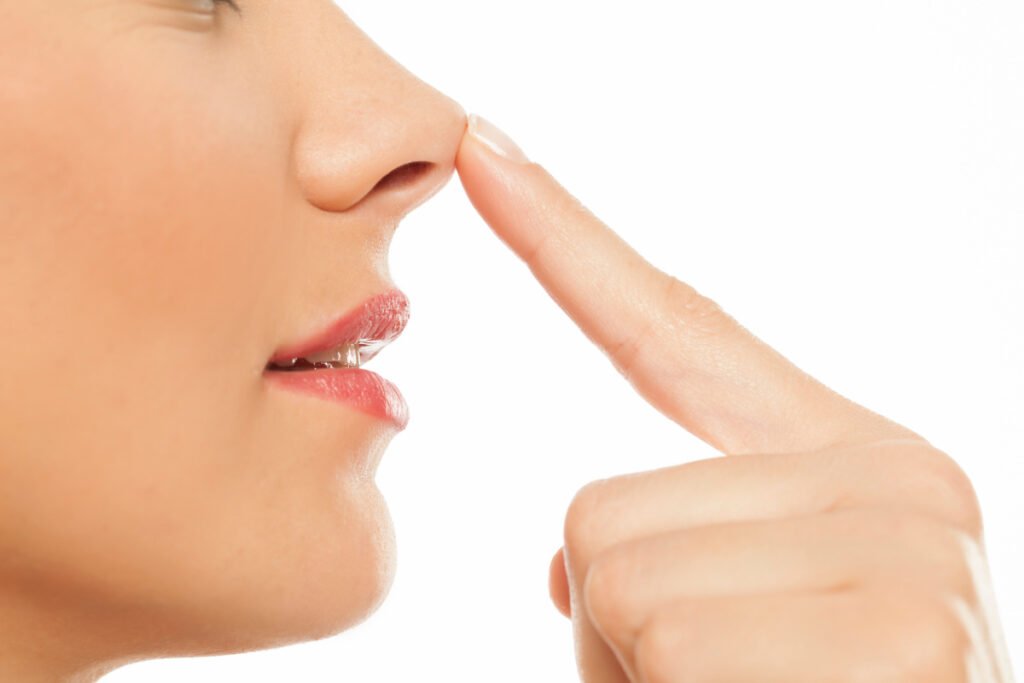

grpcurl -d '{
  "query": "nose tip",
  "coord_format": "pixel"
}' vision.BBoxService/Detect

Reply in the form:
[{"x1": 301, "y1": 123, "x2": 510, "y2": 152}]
[{"x1": 294, "y1": 77, "x2": 467, "y2": 218}]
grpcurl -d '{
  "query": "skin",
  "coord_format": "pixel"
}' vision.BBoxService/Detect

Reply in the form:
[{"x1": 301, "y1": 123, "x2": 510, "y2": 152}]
[
  {"x1": 0, "y1": 1, "x2": 464, "y2": 680},
  {"x1": 456, "y1": 122, "x2": 1016, "y2": 681},
  {"x1": 0, "y1": 1, "x2": 1014, "y2": 682}
]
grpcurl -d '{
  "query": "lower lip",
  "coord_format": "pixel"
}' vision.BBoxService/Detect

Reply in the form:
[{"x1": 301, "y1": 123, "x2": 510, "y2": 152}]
[{"x1": 263, "y1": 368, "x2": 409, "y2": 431}]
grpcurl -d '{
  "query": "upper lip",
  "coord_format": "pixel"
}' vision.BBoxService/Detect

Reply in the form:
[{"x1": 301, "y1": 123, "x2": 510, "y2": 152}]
[{"x1": 266, "y1": 288, "x2": 410, "y2": 368}]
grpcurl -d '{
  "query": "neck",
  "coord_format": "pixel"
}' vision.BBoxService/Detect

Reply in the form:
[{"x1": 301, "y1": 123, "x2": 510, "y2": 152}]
[{"x1": 0, "y1": 582, "x2": 135, "y2": 683}]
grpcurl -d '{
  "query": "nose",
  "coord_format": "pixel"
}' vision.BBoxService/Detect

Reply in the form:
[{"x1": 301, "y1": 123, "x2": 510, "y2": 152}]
[{"x1": 290, "y1": 7, "x2": 467, "y2": 219}]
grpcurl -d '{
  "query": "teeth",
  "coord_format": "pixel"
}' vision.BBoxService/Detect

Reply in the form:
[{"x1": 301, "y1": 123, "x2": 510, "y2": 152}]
[
  {"x1": 269, "y1": 342, "x2": 364, "y2": 371},
  {"x1": 302, "y1": 341, "x2": 361, "y2": 368}
]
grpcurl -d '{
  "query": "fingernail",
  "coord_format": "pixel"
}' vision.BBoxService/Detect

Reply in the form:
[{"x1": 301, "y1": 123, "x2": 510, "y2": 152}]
[{"x1": 468, "y1": 114, "x2": 530, "y2": 164}]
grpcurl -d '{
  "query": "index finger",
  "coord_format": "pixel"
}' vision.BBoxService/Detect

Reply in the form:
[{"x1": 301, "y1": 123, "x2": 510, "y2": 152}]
[{"x1": 455, "y1": 115, "x2": 919, "y2": 455}]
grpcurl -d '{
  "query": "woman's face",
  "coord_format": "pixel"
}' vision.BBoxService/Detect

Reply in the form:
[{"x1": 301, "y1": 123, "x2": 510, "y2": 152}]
[{"x1": 0, "y1": 0, "x2": 465, "y2": 675}]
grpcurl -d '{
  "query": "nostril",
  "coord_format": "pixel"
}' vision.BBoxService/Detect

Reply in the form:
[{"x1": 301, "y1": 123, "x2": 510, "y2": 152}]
[{"x1": 371, "y1": 160, "x2": 434, "y2": 194}]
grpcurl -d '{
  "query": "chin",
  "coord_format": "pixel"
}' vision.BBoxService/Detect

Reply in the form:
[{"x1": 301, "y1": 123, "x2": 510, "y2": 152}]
[
  {"x1": 248, "y1": 484, "x2": 396, "y2": 650},
  {"x1": 141, "y1": 480, "x2": 399, "y2": 659}
]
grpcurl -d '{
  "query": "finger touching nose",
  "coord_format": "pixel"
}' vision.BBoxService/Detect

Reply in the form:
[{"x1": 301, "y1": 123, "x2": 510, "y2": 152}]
[
  {"x1": 290, "y1": 8, "x2": 467, "y2": 218},
  {"x1": 456, "y1": 114, "x2": 922, "y2": 456}
]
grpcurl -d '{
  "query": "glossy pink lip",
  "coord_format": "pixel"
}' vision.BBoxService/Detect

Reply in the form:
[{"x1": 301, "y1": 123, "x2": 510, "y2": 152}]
[
  {"x1": 263, "y1": 289, "x2": 410, "y2": 430},
  {"x1": 267, "y1": 289, "x2": 410, "y2": 366}
]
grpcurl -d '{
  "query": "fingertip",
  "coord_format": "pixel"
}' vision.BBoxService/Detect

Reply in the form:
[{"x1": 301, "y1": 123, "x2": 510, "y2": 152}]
[
  {"x1": 467, "y1": 113, "x2": 531, "y2": 164},
  {"x1": 455, "y1": 113, "x2": 537, "y2": 192},
  {"x1": 454, "y1": 116, "x2": 542, "y2": 257}
]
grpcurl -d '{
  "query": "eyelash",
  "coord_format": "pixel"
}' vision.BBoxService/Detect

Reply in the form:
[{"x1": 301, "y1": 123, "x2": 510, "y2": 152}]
[{"x1": 213, "y1": 0, "x2": 241, "y2": 12}]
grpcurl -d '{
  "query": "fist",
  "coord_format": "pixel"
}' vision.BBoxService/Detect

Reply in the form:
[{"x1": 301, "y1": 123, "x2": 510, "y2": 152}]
[{"x1": 553, "y1": 439, "x2": 1000, "y2": 682}]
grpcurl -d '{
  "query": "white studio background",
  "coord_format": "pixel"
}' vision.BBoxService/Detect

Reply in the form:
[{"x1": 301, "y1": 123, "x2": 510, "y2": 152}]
[{"x1": 107, "y1": 1, "x2": 1024, "y2": 680}]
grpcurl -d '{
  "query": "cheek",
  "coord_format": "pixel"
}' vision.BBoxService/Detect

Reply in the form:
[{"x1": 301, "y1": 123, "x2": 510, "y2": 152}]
[
  {"x1": 0, "y1": 27, "x2": 281, "y2": 548},
  {"x1": 0, "y1": 33, "x2": 287, "y2": 387}
]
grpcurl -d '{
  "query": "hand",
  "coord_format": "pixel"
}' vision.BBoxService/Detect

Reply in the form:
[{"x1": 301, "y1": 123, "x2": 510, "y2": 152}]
[{"x1": 455, "y1": 115, "x2": 1015, "y2": 683}]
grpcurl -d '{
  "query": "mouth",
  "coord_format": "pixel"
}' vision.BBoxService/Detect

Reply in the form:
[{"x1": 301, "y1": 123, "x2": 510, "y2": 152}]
[
  {"x1": 265, "y1": 288, "x2": 410, "y2": 370},
  {"x1": 263, "y1": 289, "x2": 411, "y2": 429}
]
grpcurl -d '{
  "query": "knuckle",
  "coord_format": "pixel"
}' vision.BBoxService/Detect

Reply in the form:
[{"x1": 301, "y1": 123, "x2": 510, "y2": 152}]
[
  {"x1": 930, "y1": 458, "x2": 984, "y2": 537},
  {"x1": 661, "y1": 275, "x2": 730, "y2": 337},
  {"x1": 563, "y1": 479, "x2": 613, "y2": 564},
  {"x1": 582, "y1": 550, "x2": 635, "y2": 645},
  {"x1": 845, "y1": 508, "x2": 979, "y2": 603},
  {"x1": 939, "y1": 528, "x2": 986, "y2": 605},
  {"x1": 861, "y1": 590, "x2": 972, "y2": 682},
  {"x1": 893, "y1": 444, "x2": 984, "y2": 537},
  {"x1": 892, "y1": 593, "x2": 973, "y2": 682},
  {"x1": 915, "y1": 523, "x2": 981, "y2": 604},
  {"x1": 915, "y1": 525, "x2": 981, "y2": 604},
  {"x1": 607, "y1": 274, "x2": 730, "y2": 381},
  {"x1": 634, "y1": 609, "x2": 693, "y2": 683},
  {"x1": 519, "y1": 227, "x2": 553, "y2": 271}
]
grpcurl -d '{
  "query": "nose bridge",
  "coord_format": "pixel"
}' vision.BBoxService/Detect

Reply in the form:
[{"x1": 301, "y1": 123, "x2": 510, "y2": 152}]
[{"x1": 289, "y1": 6, "x2": 466, "y2": 217}]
